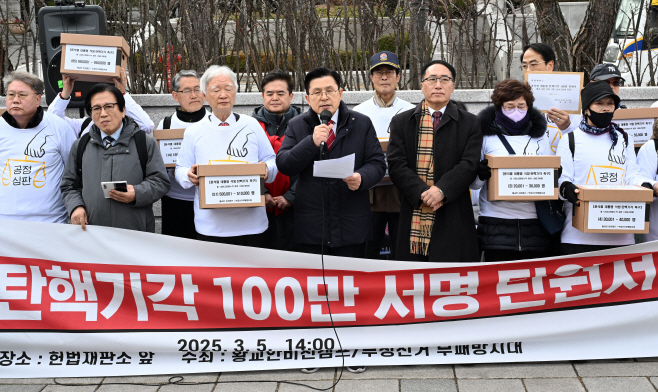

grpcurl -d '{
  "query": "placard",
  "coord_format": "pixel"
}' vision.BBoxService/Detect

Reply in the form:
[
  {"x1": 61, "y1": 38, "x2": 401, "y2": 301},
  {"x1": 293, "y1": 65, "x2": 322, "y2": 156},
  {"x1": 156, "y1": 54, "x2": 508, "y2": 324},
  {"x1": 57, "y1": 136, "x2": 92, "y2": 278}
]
[
  {"x1": 203, "y1": 175, "x2": 261, "y2": 205},
  {"x1": 64, "y1": 44, "x2": 118, "y2": 73},
  {"x1": 524, "y1": 72, "x2": 584, "y2": 114},
  {"x1": 496, "y1": 168, "x2": 555, "y2": 197},
  {"x1": 613, "y1": 108, "x2": 658, "y2": 147},
  {"x1": 198, "y1": 163, "x2": 266, "y2": 208},
  {"x1": 154, "y1": 128, "x2": 186, "y2": 168},
  {"x1": 587, "y1": 201, "x2": 646, "y2": 231},
  {"x1": 485, "y1": 154, "x2": 561, "y2": 201}
]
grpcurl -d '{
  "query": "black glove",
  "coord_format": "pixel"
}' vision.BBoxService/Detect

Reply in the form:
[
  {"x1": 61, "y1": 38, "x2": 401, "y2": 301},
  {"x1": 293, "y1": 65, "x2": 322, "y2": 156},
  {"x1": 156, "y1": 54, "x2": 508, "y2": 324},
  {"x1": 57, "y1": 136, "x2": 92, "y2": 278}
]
[
  {"x1": 560, "y1": 181, "x2": 579, "y2": 205},
  {"x1": 478, "y1": 159, "x2": 491, "y2": 181}
]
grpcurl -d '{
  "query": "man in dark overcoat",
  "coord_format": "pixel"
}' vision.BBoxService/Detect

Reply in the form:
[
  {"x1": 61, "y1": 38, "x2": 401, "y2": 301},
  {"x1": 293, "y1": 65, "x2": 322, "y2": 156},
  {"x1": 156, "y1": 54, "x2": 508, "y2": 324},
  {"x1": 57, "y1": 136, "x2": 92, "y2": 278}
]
[{"x1": 387, "y1": 60, "x2": 482, "y2": 262}]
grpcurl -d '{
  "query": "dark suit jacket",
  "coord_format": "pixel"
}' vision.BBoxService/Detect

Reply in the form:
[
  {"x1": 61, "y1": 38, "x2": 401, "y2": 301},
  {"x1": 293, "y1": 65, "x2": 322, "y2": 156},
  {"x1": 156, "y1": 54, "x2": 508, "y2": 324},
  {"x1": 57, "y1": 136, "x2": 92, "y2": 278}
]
[
  {"x1": 387, "y1": 100, "x2": 482, "y2": 262},
  {"x1": 276, "y1": 101, "x2": 386, "y2": 247}
]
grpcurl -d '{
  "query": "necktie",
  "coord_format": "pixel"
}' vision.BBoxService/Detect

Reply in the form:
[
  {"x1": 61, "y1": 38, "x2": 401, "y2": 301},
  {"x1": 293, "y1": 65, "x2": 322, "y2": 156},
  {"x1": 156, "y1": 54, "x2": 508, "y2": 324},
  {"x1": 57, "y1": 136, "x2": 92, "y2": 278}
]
[
  {"x1": 432, "y1": 111, "x2": 442, "y2": 133},
  {"x1": 326, "y1": 120, "x2": 336, "y2": 151},
  {"x1": 103, "y1": 136, "x2": 115, "y2": 150},
  {"x1": 218, "y1": 122, "x2": 229, "y2": 126}
]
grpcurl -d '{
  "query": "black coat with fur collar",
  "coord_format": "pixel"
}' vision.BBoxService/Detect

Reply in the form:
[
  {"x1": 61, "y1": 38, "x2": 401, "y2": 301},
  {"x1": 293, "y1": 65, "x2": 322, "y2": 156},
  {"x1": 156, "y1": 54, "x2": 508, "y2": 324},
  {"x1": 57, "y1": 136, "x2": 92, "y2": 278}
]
[{"x1": 478, "y1": 105, "x2": 547, "y2": 138}]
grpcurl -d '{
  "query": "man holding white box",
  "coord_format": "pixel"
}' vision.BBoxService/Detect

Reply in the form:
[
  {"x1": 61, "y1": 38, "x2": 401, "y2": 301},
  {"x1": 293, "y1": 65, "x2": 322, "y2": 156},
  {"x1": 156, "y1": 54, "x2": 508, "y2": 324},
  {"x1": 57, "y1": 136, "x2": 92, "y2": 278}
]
[{"x1": 175, "y1": 65, "x2": 277, "y2": 247}]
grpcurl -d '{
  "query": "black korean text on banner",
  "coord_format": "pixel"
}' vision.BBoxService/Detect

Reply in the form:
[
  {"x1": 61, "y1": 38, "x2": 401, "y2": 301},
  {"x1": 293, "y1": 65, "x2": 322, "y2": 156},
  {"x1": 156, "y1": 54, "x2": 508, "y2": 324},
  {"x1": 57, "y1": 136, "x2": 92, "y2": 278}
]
[{"x1": 1, "y1": 252, "x2": 656, "y2": 331}]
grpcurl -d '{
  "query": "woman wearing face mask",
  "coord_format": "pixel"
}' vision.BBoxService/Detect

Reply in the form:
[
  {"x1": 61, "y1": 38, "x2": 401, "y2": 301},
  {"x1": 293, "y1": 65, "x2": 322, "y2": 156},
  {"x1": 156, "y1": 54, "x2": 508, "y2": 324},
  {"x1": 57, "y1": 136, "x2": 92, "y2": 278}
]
[
  {"x1": 471, "y1": 79, "x2": 552, "y2": 262},
  {"x1": 558, "y1": 81, "x2": 656, "y2": 255}
]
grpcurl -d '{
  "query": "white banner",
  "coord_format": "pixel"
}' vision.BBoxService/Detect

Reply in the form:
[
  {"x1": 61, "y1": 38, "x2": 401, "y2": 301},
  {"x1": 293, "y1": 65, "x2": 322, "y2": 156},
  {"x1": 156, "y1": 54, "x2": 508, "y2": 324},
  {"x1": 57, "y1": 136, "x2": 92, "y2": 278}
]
[{"x1": 1, "y1": 220, "x2": 658, "y2": 377}]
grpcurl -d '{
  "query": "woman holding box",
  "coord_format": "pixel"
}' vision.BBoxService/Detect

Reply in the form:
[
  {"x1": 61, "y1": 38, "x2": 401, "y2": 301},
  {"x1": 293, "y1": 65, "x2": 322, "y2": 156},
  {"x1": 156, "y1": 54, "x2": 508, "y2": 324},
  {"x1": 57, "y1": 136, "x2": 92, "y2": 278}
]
[
  {"x1": 636, "y1": 120, "x2": 658, "y2": 242},
  {"x1": 471, "y1": 79, "x2": 552, "y2": 262},
  {"x1": 558, "y1": 81, "x2": 656, "y2": 255}
]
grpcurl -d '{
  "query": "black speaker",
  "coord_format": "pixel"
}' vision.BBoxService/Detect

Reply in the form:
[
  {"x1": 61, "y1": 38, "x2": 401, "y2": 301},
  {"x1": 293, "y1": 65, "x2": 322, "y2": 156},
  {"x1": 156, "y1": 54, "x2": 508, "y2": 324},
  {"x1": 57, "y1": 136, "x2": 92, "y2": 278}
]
[{"x1": 37, "y1": 5, "x2": 106, "y2": 107}]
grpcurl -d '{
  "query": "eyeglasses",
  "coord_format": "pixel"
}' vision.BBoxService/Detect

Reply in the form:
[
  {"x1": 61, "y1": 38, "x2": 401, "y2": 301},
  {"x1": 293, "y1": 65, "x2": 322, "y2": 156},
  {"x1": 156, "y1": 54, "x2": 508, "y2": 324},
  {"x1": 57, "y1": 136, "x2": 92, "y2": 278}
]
[
  {"x1": 175, "y1": 88, "x2": 202, "y2": 95},
  {"x1": 520, "y1": 61, "x2": 546, "y2": 71},
  {"x1": 90, "y1": 103, "x2": 119, "y2": 115},
  {"x1": 6, "y1": 91, "x2": 38, "y2": 100},
  {"x1": 421, "y1": 76, "x2": 454, "y2": 86},
  {"x1": 597, "y1": 79, "x2": 624, "y2": 87},
  {"x1": 373, "y1": 69, "x2": 397, "y2": 77},
  {"x1": 309, "y1": 89, "x2": 339, "y2": 99}
]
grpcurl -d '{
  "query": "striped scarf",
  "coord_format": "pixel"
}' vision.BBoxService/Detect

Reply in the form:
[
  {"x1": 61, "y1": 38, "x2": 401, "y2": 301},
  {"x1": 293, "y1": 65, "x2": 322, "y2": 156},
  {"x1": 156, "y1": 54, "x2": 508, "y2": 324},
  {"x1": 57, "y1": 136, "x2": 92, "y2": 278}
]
[{"x1": 410, "y1": 100, "x2": 436, "y2": 256}]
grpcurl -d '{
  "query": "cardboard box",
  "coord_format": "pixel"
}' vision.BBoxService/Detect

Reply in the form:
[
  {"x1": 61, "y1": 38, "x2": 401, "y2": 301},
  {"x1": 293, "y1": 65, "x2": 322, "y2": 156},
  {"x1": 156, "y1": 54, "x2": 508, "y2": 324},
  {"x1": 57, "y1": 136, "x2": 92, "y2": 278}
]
[
  {"x1": 60, "y1": 33, "x2": 130, "y2": 83},
  {"x1": 612, "y1": 108, "x2": 658, "y2": 147},
  {"x1": 572, "y1": 185, "x2": 653, "y2": 234},
  {"x1": 0, "y1": 108, "x2": 5, "y2": 116},
  {"x1": 153, "y1": 128, "x2": 186, "y2": 168},
  {"x1": 198, "y1": 163, "x2": 266, "y2": 209},
  {"x1": 380, "y1": 140, "x2": 389, "y2": 152},
  {"x1": 485, "y1": 154, "x2": 561, "y2": 201}
]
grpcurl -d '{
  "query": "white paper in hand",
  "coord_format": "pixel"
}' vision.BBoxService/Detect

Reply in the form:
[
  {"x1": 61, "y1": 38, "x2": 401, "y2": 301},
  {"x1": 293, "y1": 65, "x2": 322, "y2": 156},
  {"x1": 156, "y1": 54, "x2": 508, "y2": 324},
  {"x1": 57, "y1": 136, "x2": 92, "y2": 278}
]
[{"x1": 313, "y1": 153, "x2": 355, "y2": 179}]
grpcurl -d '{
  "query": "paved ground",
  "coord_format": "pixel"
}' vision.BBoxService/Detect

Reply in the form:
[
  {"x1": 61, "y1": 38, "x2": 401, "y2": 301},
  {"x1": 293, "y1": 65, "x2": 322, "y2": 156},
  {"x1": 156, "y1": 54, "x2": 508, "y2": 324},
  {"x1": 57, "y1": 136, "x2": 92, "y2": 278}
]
[{"x1": 2, "y1": 358, "x2": 658, "y2": 391}]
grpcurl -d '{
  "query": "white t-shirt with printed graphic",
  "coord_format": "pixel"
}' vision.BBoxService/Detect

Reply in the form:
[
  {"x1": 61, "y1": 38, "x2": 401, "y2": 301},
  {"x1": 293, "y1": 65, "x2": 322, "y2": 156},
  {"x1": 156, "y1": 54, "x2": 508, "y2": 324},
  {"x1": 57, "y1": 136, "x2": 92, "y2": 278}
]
[
  {"x1": 471, "y1": 133, "x2": 551, "y2": 219},
  {"x1": 636, "y1": 140, "x2": 658, "y2": 242},
  {"x1": 0, "y1": 112, "x2": 76, "y2": 223},
  {"x1": 175, "y1": 112, "x2": 278, "y2": 237},
  {"x1": 557, "y1": 127, "x2": 650, "y2": 245}
]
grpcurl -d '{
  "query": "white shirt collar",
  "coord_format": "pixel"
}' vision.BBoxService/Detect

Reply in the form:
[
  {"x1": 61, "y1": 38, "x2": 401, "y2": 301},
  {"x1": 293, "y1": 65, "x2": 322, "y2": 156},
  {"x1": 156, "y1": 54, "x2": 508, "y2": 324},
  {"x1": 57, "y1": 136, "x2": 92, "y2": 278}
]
[
  {"x1": 427, "y1": 105, "x2": 447, "y2": 117},
  {"x1": 317, "y1": 109, "x2": 339, "y2": 125},
  {"x1": 209, "y1": 112, "x2": 237, "y2": 126},
  {"x1": 100, "y1": 123, "x2": 123, "y2": 146}
]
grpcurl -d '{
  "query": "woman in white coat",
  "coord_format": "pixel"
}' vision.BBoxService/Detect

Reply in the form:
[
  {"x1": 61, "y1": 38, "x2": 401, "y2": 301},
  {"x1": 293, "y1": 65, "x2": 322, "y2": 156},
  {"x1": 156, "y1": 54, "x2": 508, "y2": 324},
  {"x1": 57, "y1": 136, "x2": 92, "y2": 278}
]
[{"x1": 636, "y1": 120, "x2": 658, "y2": 242}]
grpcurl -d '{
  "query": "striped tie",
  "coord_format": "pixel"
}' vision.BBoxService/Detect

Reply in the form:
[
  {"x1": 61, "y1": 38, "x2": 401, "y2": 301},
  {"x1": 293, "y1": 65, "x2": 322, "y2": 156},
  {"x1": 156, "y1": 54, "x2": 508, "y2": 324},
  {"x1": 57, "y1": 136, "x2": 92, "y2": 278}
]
[
  {"x1": 326, "y1": 120, "x2": 335, "y2": 151},
  {"x1": 103, "y1": 136, "x2": 115, "y2": 150}
]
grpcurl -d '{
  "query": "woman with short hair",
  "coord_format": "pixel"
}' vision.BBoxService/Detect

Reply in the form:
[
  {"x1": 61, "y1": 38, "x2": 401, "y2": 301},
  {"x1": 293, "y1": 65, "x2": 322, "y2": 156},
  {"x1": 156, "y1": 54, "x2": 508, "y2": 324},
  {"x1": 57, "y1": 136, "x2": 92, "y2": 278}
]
[{"x1": 471, "y1": 79, "x2": 552, "y2": 262}]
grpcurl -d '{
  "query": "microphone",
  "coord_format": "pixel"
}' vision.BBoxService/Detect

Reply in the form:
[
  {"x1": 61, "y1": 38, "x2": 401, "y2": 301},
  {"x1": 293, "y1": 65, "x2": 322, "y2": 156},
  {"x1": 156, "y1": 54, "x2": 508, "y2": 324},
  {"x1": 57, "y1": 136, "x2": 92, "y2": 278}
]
[{"x1": 319, "y1": 110, "x2": 332, "y2": 156}]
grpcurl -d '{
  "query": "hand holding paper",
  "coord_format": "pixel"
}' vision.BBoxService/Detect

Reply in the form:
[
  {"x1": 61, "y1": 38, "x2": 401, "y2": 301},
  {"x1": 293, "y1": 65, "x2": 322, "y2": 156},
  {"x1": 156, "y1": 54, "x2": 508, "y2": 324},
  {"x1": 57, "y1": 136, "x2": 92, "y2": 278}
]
[{"x1": 313, "y1": 153, "x2": 355, "y2": 179}]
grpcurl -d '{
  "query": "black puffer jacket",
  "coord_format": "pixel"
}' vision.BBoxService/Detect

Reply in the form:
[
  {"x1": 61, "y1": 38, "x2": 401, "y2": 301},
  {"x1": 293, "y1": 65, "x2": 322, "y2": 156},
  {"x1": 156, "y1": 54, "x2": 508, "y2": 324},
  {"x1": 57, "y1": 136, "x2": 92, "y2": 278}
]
[{"x1": 476, "y1": 106, "x2": 551, "y2": 252}]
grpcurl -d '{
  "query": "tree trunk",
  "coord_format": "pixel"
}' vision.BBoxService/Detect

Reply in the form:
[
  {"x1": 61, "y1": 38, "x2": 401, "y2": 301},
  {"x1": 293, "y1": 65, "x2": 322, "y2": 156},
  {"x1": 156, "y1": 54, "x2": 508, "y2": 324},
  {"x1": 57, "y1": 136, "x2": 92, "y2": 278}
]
[
  {"x1": 531, "y1": 0, "x2": 572, "y2": 71},
  {"x1": 571, "y1": 0, "x2": 621, "y2": 79}
]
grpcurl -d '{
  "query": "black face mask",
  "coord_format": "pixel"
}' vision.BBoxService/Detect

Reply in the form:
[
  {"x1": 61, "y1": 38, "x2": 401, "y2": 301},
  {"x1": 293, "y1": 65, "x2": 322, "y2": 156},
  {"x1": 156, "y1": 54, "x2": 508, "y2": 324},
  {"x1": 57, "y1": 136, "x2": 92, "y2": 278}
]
[{"x1": 587, "y1": 110, "x2": 615, "y2": 128}]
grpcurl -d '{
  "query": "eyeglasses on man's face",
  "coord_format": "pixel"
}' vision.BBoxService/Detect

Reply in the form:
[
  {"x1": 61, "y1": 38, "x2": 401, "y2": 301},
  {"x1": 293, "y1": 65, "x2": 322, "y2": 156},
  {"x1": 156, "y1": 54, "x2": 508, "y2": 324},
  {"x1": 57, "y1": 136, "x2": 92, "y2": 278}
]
[
  {"x1": 6, "y1": 91, "x2": 38, "y2": 101},
  {"x1": 373, "y1": 69, "x2": 397, "y2": 77},
  {"x1": 421, "y1": 76, "x2": 454, "y2": 86},
  {"x1": 309, "y1": 89, "x2": 339, "y2": 99},
  {"x1": 520, "y1": 61, "x2": 546, "y2": 71},
  {"x1": 90, "y1": 103, "x2": 119, "y2": 115},
  {"x1": 175, "y1": 88, "x2": 202, "y2": 95}
]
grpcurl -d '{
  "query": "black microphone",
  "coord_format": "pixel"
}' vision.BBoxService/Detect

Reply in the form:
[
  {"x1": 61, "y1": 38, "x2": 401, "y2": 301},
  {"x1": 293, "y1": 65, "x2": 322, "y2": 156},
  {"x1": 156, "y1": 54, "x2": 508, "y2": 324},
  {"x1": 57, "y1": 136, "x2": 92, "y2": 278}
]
[{"x1": 319, "y1": 110, "x2": 332, "y2": 156}]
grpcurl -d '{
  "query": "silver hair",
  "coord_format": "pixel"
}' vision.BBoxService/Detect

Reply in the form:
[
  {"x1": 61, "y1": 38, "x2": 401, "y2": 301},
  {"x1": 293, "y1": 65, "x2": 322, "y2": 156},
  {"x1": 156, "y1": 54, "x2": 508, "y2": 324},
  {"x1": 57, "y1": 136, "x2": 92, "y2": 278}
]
[
  {"x1": 200, "y1": 65, "x2": 237, "y2": 94},
  {"x1": 171, "y1": 70, "x2": 201, "y2": 92},
  {"x1": 3, "y1": 71, "x2": 44, "y2": 95}
]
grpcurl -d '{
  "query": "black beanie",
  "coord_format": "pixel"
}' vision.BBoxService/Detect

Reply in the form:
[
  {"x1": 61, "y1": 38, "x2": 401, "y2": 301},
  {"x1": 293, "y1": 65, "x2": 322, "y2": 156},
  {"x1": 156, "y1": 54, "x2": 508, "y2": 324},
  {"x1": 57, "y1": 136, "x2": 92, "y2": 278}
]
[{"x1": 581, "y1": 81, "x2": 621, "y2": 114}]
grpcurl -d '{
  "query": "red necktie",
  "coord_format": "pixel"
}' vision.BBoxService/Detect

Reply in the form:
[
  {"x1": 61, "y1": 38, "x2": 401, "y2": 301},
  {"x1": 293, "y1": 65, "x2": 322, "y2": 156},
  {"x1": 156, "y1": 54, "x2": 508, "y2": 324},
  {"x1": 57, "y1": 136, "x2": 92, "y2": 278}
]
[
  {"x1": 218, "y1": 122, "x2": 229, "y2": 126},
  {"x1": 432, "y1": 111, "x2": 442, "y2": 133},
  {"x1": 326, "y1": 120, "x2": 336, "y2": 151}
]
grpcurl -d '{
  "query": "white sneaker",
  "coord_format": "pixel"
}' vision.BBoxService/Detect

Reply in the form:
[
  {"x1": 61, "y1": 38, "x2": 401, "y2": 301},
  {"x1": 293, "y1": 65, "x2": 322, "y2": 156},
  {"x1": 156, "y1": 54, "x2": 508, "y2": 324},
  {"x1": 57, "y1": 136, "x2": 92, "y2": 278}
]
[
  {"x1": 346, "y1": 366, "x2": 366, "y2": 373},
  {"x1": 301, "y1": 368, "x2": 319, "y2": 373}
]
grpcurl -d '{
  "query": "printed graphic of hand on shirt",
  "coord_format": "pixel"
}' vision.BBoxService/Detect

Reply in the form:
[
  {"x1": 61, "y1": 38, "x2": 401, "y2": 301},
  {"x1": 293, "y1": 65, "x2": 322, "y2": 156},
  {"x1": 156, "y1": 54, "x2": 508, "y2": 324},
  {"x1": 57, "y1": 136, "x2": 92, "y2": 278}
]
[
  {"x1": 608, "y1": 139, "x2": 627, "y2": 165},
  {"x1": 227, "y1": 127, "x2": 254, "y2": 158},
  {"x1": 24, "y1": 128, "x2": 53, "y2": 158}
]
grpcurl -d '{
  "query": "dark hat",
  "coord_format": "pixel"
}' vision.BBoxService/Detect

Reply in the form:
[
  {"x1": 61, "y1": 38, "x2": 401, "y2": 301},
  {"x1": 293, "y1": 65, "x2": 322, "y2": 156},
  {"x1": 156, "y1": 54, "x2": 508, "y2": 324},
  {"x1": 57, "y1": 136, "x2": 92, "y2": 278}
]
[
  {"x1": 369, "y1": 51, "x2": 400, "y2": 72},
  {"x1": 590, "y1": 63, "x2": 625, "y2": 82},
  {"x1": 581, "y1": 81, "x2": 621, "y2": 114}
]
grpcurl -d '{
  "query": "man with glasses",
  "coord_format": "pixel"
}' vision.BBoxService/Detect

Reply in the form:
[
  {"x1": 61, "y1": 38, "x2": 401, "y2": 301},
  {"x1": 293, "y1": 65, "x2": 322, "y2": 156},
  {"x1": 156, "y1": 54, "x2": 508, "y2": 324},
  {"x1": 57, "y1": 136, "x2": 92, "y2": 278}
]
[
  {"x1": 156, "y1": 70, "x2": 207, "y2": 239},
  {"x1": 175, "y1": 65, "x2": 277, "y2": 247},
  {"x1": 387, "y1": 60, "x2": 482, "y2": 263},
  {"x1": 0, "y1": 71, "x2": 75, "y2": 223},
  {"x1": 589, "y1": 64, "x2": 627, "y2": 108},
  {"x1": 520, "y1": 43, "x2": 580, "y2": 154},
  {"x1": 353, "y1": 51, "x2": 414, "y2": 259},
  {"x1": 61, "y1": 84, "x2": 170, "y2": 232},
  {"x1": 48, "y1": 68, "x2": 154, "y2": 137},
  {"x1": 276, "y1": 67, "x2": 386, "y2": 258}
]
